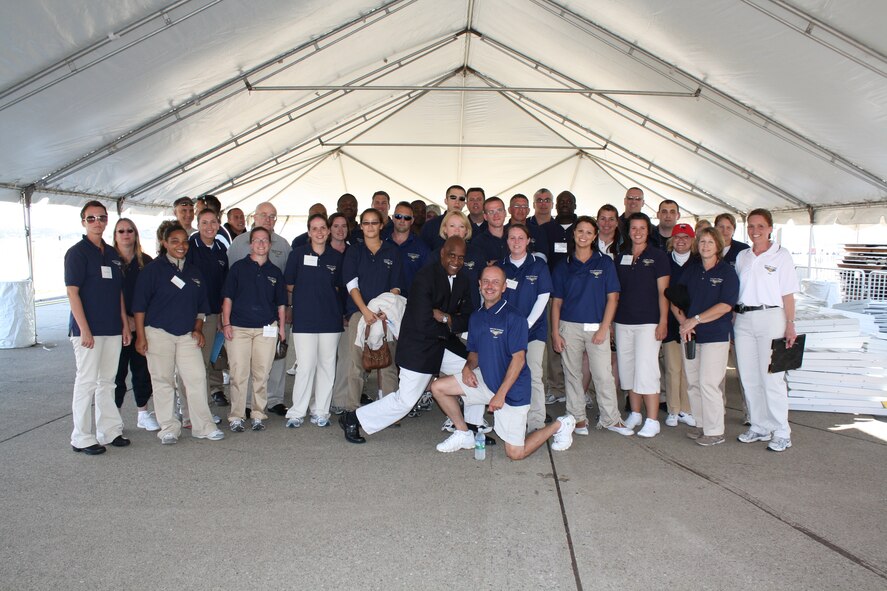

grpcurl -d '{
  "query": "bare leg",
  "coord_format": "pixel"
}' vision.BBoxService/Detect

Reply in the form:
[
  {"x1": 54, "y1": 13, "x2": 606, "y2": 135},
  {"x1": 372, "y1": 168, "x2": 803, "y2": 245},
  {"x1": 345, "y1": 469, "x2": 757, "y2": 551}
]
[
  {"x1": 629, "y1": 390, "x2": 643, "y2": 413},
  {"x1": 505, "y1": 419, "x2": 563, "y2": 460},
  {"x1": 430, "y1": 376, "x2": 469, "y2": 432},
  {"x1": 643, "y1": 393, "x2": 660, "y2": 419}
]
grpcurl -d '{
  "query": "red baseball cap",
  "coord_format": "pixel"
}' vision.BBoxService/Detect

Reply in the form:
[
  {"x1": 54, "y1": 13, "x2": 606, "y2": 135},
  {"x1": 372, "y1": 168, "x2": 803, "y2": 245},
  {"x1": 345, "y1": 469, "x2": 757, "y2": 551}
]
[{"x1": 672, "y1": 223, "x2": 695, "y2": 238}]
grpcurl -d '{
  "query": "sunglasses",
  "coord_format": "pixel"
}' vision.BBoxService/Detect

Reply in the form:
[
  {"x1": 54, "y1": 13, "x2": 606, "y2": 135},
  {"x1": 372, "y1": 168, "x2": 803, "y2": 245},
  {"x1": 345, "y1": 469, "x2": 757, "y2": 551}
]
[
  {"x1": 116, "y1": 228, "x2": 135, "y2": 234},
  {"x1": 535, "y1": 198, "x2": 552, "y2": 204},
  {"x1": 447, "y1": 195, "x2": 467, "y2": 201},
  {"x1": 83, "y1": 215, "x2": 109, "y2": 223},
  {"x1": 393, "y1": 213, "x2": 413, "y2": 221}
]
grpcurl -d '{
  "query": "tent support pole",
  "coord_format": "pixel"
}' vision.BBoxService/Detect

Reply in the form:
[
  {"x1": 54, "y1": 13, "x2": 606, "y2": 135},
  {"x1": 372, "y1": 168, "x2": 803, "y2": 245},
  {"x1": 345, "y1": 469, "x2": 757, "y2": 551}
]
[
  {"x1": 806, "y1": 206, "x2": 815, "y2": 275},
  {"x1": 21, "y1": 185, "x2": 37, "y2": 344}
]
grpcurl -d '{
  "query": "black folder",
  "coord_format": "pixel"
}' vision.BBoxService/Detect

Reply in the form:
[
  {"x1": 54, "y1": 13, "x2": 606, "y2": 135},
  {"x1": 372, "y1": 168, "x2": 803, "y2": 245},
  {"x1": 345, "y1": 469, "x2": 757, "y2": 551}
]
[{"x1": 768, "y1": 333, "x2": 806, "y2": 374}]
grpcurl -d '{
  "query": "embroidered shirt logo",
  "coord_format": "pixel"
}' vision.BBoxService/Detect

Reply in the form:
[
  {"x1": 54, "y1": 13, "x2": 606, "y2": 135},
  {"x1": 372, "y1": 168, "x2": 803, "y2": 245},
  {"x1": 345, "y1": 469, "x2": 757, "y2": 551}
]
[
  {"x1": 642, "y1": 258, "x2": 655, "y2": 266},
  {"x1": 267, "y1": 276, "x2": 277, "y2": 285},
  {"x1": 489, "y1": 328, "x2": 504, "y2": 338},
  {"x1": 590, "y1": 269, "x2": 603, "y2": 278},
  {"x1": 764, "y1": 265, "x2": 777, "y2": 274},
  {"x1": 218, "y1": 260, "x2": 225, "y2": 266},
  {"x1": 526, "y1": 275, "x2": 538, "y2": 284},
  {"x1": 407, "y1": 253, "x2": 420, "y2": 261},
  {"x1": 464, "y1": 261, "x2": 476, "y2": 270},
  {"x1": 326, "y1": 265, "x2": 337, "y2": 273},
  {"x1": 383, "y1": 258, "x2": 394, "y2": 267},
  {"x1": 191, "y1": 278, "x2": 201, "y2": 287},
  {"x1": 111, "y1": 260, "x2": 122, "y2": 267},
  {"x1": 709, "y1": 277, "x2": 723, "y2": 286}
]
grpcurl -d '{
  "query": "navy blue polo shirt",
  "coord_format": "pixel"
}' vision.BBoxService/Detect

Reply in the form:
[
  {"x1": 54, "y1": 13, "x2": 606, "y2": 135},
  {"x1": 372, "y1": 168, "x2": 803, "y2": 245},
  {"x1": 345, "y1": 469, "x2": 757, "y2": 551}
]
[
  {"x1": 499, "y1": 254, "x2": 552, "y2": 342},
  {"x1": 419, "y1": 215, "x2": 445, "y2": 250},
  {"x1": 665, "y1": 255, "x2": 696, "y2": 343},
  {"x1": 649, "y1": 227, "x2": 669, "y2": 251},
  {"x1": 614, "y1": 246, "x2": 671, "y2": 325},
  {"x1": 342, "y1": 240, "x2": 403, "y2": 316},
  {"x1": 678, "y1": 260, "x2": 740, "y2": 343},
  {"x1": 186, "y1": 234, "x2": 228, "y2": 314},
  {"x1": 132, "y1": 256, "x2": 210, "y2": 336},
  {"x1": 543, "y1": 219, "x2": 576, "y2": 270},
  {"x1": 291, "y1": 232, "x2": 309, "y2": 250},
  {"x1": 64, "y1": 237, "x2": 124, "y2": 337},
  {"x1": 349, "y1": 219, "x2": 394, "y2": 245},
  {"x1": 515, "y1": 222, "x2": 549, "y2": 261},
  {"x1": 467, "y1": 299, "x2": 531, "y2": 407},
  {"x1": 222, "y1": 257, "x2": 287, "y2": 328},
  {"x1": 722, "y1": 240, "x2": 750, "y2": 267},
  {"x1": 121, "y1": 254, "x2": 153, "y2": 317},
  {"x1": 551, "y1": 251, "x2": 620, "y2": 324},
  {"x1": 472, "y1": 229, "x2": 508, "y2": 264},
  {"x1": 387, "y1": 233, "x2": 429, "y2": 298},
  {"x1": 284, "y1": 245, "x2": 344, "y2": 333}
]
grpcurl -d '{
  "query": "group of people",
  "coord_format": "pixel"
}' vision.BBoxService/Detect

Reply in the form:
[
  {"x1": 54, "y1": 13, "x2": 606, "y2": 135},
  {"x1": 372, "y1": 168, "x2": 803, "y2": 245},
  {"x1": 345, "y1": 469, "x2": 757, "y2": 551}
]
[{"x1": 65, "y1": 184, "x2": 799, "y2": 459}]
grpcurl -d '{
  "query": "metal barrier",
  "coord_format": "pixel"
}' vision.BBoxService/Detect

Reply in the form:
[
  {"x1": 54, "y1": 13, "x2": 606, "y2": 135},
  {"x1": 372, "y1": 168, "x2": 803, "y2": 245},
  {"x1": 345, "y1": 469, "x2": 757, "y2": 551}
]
[{"x1": 796, "y1": 267, "x2": 885, "y2": 302}]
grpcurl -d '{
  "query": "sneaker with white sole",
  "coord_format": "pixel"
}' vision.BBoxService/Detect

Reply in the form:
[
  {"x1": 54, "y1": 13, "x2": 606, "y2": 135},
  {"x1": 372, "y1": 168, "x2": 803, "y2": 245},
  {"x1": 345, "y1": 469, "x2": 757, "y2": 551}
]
[
  {"x1": 697, "y1": 434, "x2": 725, "y2": 447},
  {"x1": 584, "y1": 393, "x2": 595, "y2": 408},
  {"x1": 137, "y1": 411, "x2": 160, "y2": 432},
  {"x1": 160, "y1": 433, "x2": 178, "y2": 445},
  {"x1": 212, "y1": 415, "x2": 221, "y2": 425},
  {"x1": 286, "y1": 362, "x2": 298, "y2": 376},
  {"x1": 574, "y1": 422, "x2": 589, "y2": 436},
  {"x1": 686, "y1": 427, "x2": 703, "y2": 440},
  {"x1": 665, "y1": 413, "x2": 679, "y2": 427},
  {"x1": 637, "y1": 418, "x2": 660, "y2": 438},
  {"x1": 545, "y1": 393, "x2": 566, "y2": 405},
  {"x1": 329, "y1": 406, "x2": 345, "y2": 415},
  {"x1": 441, "y1": 417, "x2": 455, "y2": 432},
  {"x1": 677, "y1": 412, "x2": 696, "y2": 427},
  {"x1": 551, "y1": 415, "x2": 576, "y2": 451},
  {"x1": 310, "y1": 415, "x2": 330, "y2": 428},
  {"x1": 477, "y1": 419, "x2": 493, "y2": 434},
  {"x1": 767, "y1": 436, "x2": 792, "y2": 452},
  {"x1": 436, "y1": 430, "x2": 476, "y2": 453},
  {"x1": 251, "y1": 419, "x2": 266, "y2": 431},
  {"x1": 229, "y1": 419, "x2": 245, "y2": 433},
  {"x1": 194, "y1": 429, "x2": 225, "y2": 441},
  {"x1": 417, "y1": 391, "x2": 434, "y2": 412},
  {"x1": 286, "y1": 417, "x2": 303, "y2": 429},
  {"x1": 624, "y1": 412, "x2": 643, "y2": 430},
  {"x1": 738, "y1": 429, "x2": 771, "y2": 443},
  {"x1": 606, "y1": 423, "x2": 635, "y2": 436}
]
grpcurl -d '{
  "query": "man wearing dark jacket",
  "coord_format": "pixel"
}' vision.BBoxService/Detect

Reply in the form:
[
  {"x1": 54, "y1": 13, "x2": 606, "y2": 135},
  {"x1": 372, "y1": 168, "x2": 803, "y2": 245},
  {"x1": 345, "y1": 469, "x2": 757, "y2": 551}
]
[{"x1": 340, "y1": 237, "x2": 475, "y2": 443}]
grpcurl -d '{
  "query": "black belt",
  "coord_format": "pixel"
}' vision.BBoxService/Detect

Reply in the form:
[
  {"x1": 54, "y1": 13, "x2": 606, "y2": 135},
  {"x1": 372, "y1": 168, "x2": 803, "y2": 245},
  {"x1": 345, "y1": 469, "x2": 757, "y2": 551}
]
[{"x1": 734, "y1": 304, "x2": 780, "y2": 314}]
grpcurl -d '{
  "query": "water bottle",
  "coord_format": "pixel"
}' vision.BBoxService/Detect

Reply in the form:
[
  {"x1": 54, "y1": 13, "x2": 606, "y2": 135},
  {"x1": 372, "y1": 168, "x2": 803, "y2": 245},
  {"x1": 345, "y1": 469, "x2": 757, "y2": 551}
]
[{"x1": 474, "y1": 429, "x2": 485, "y2": 461}]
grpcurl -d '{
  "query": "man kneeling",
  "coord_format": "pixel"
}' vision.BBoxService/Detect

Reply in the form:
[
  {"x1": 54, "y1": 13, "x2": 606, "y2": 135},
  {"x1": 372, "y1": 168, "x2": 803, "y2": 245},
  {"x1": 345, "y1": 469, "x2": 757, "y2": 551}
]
[{"x1": 431, "y1": 266, "x2": 575, "y2": 459}]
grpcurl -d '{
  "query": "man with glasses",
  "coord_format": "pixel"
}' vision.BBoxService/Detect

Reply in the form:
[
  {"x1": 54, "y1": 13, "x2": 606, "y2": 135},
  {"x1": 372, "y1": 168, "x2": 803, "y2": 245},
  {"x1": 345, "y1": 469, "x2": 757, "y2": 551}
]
[
  {"x1": 65, "y1": 201, "x2": 130, "y2": 455},
  {"x1": 507, "y1": 194, "x2": 548, "y2": 261},
  {"x1": 472, "y1": 196, "x2": 509, "y2": 265},
  {"x1": 420, "y1": 184, "x2": 466, "y2": 249},
  {"x1": 620, "y1": 187, "x2": 645, "y2": 237},
  {"x1": 227, "y1": 202, "x2": 292, "y2": 416},
  {"x1": 528, "y1": 189, "x2": 554, "y2": 226},
  {"x1": 386, "y1": 201, "x2": 429, "y2": 298},
  {"x1": 173, "y1": 196, "x2": 197, "y2": 235},
  {"x1": 466, "y1": 187, "x2": 488, "y2": 235}
]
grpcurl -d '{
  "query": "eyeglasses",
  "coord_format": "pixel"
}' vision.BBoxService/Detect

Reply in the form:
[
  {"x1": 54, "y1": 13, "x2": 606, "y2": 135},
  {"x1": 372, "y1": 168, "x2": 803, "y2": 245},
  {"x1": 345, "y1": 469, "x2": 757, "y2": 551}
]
[
  {"x1": 361, "y1": 220, "x2": 381, "y2": 226},
  {"x1": 484, "y1": 208, "x2": 505, "y2": 215},
  {"x1": 447, "y1": 195, "x2": 467, "y2": 202},
  {"x1": 116, "y1": 228, "x2": 135, "y2": 234},
  {"x1": 511, "y1": 205, "x2": 529, "y2": 210},
  {"x1": 535, "y1": 198, "x2": 552, "y2": 204},
  {"x1": 251, "y1": 238, "x2": 270, "y2": 244},
  {"x1": 393, "y1": 213, "x2": 413, "y2": 221},
  {"x1": 625, "y1": 196, "x2": 644, "y2": 202},
  {"x1": 83, "y1": 215, "x2": 109, "y2": 223}
]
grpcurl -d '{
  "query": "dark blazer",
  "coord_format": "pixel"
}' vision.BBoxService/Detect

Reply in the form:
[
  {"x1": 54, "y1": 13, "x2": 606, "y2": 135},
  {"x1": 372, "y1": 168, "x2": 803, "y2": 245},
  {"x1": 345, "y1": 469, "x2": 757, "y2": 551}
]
[{"x1": 395, "y1": 260, "x2": 474, "y2": 374}]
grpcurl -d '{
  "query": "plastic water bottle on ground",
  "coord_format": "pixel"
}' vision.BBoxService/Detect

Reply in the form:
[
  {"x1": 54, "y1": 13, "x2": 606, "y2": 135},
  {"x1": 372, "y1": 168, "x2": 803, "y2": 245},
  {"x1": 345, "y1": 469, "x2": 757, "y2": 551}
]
[{"x1": 474, "y1": 429, "x2": 485, "y2": 461}]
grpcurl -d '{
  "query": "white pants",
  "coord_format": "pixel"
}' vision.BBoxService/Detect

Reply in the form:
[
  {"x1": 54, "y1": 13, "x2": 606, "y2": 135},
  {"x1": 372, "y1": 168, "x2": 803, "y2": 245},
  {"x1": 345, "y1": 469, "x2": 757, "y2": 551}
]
[
  {"x1": 614, "y1": 323, "x2": 661, "y2": 394},
  {"x1": 683, "y1": 341, "x2": 730, "y2": 436},
  {"x1": 288, "y1": 332, "x2": 340, "y2": 420},
  {"x1": 526, "y1": 340, "x2": 546, "y2": 431},
  {"x1": 734, "y1": 308, "x2": 790, "y2": 438},
  {"x1": 357, "y1": 349, "x2": 466, "y2": 435},
  {"x1": 71, "y1": 336, "x2": 124, "y2": 447}
]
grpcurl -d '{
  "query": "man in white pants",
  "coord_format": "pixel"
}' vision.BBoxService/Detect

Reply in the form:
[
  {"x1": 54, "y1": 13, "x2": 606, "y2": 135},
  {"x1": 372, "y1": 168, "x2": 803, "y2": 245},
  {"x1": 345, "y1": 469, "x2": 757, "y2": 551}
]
[{"x1": 340, "y1": 237, "x2": 475, "y2": 443}]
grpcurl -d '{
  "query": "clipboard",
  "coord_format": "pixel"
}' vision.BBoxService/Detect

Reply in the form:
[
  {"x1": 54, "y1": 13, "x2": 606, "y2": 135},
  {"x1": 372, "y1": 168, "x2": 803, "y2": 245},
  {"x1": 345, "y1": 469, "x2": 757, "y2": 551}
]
[
  {"x1": 210, "y1": 332, "x2": 225, "y2": 364},
  {"x1": 768, "y1": 333, "x2": 806, "y2": 374}
]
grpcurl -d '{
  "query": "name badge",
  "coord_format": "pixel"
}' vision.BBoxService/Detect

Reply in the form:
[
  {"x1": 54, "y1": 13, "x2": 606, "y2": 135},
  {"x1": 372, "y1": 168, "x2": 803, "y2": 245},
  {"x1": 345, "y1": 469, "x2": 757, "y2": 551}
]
[
  {"x1": 620, "y1": 254, "x2": 633, "y2": 265},
  {"x1": 583, "y1": 323, "x2": 600, "y2": 332},
  {"x1": 506, "y1": 278, "x2": 518, "y2": 290},
  {"x1": 170, "y1": 275, "x2": 186, "y2": 289},
  {"x1": 100, "y1": 266, "x2": 113, "y2": 279},
  {"x1": 304, "y1": 255, "x2": 318, "y2": 267},
  {"x1": 262, "y1": 324, "x2": 277, "y2": 338},
  {"x1": 554, "y1": 242, "x2": 567, "y2": 253}
]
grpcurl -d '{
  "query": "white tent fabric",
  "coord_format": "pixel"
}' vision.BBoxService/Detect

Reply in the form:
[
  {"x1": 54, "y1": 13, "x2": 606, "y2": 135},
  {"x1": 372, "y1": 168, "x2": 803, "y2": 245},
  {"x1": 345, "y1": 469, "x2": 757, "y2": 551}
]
[{"x1": 2, "y1": 0, "x2": 885, "y2": 222}]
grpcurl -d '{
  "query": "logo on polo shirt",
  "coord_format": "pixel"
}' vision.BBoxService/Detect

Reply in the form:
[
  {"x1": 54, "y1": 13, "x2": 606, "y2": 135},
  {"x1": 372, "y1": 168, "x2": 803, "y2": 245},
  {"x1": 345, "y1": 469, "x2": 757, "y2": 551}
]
[
  {"x1": 112, "y1": 259, "x2": 122, "y2": 267},
  {"x1": 407, "y1": 253, "x2": 420, "y2": 262},
  {"x1": 326, "y1": 265, "x2": 337, "y2": 274},
  {"x1": 590, "y1": 269, "x2": 603, "y2": 278},
  {"x1": 464, "y1": 261, "x2": 475, "y2": 270},
  {"x1": 218, "y1": 260, "x2": 225, "y2": 266},
  {"x1": 489, "y1": 328, "x2": 504, "y2": 338},
  {"x1": 709, "y1": 277, "x2": 723, "y2": 286},
  {"x1": 267, "y1": 276, "x2": 277, "y2": 285},
  {"x1": 191, "y1": 278, "x2": 201, "y2": 287},
  {"x1": 383, "y1": 258, "x2": 394, "y2": 267},
  {"x1": 764, "y1": 265, "x2": 777, "y2": 274},
  {"x1": 642, "y1": 258, "x2": 655, "y2": 266},
  {"x1": 526, "y1": 275, "x2": 538, "y2": 284}
]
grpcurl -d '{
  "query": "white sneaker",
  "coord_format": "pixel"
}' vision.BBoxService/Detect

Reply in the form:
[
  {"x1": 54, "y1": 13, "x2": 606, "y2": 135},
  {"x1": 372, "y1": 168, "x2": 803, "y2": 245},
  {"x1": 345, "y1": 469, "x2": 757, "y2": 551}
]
[
  {"x1": 193, "y1": 429, "x2": 225, "y2": 441},
  {"x1": 436, "y1": 430, "x2": 476, "y2": 453},
  {"x1": 286, "y1": 362, "x2": 298, "y2": 376},
  {"x1": 477, "y1": 419, "x2": 493, "y2": 434},
  {"x1": 137, "y1": 411, "x2": 160, "y2": 432},
  {"x1": 309, "y1": 415, "x2": 330, "y2": 427},
  {"x1": 606, "y1": 423, "x2": 635, "y2": 436},
  {"x1": 441, "y1": 417, "x2": 455, "y2": 432},
  {"x1": 624, "y1": 412, "x2": 643, "y2": 430},
  {"x1": 678, "y1": 412, "x2": 696, "y2": 427},
  {"x1": 637, "y1": 418, "x2": 660, "y2": 438},
  {"x1": 545, "y1": 393, "x2": 566, "y2": 404},
  {"x1": 285, "y1": 417, "x2": 303, "y2": 429},
  {"x1": 551, "y1": 415, "x2": 576, "y2": 451},
  {"x1": 160, "y1": 433, "x2": 178, "y2": 445},
  {"x1": 584, "y1": 393, "x2": 595, "y2": 408},
  {"x1": 665, "y1": 413, "x2": 679, "y2": 427},
  {"x1": 574, "y1": 422, "x2": 589, "y2": 436}
]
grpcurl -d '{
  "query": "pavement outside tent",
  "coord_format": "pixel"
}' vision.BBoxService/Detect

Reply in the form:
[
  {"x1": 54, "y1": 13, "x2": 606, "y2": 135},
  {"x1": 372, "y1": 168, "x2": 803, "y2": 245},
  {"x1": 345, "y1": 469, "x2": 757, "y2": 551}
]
[{"x1": 0, "y1": 302, "x2": 885, "y2": 590}]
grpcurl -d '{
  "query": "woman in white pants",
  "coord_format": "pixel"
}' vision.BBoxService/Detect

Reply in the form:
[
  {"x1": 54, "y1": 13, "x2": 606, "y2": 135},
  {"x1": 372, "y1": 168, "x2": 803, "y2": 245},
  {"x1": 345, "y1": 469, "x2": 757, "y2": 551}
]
[
  {"x1": 671, "y1": 227, "x2": 739, "y2": 446},
  {"x1": 284, "y1": 214, "x2": 344, "y2": 428},
  {"x1": 733, "y1": 209, "x2": 799, "y2": 452},
  {"x1": 499, "y1": 224, "x2": 552, "y2": 433}
]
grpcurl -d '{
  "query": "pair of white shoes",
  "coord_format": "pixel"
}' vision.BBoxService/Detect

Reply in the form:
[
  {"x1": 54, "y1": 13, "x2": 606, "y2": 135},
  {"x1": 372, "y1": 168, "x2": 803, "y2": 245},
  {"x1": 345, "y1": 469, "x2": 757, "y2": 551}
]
[
  {"x1": 435, "y1": 415, "x2": 578, "y2": 453},
  {"x1": 625, "y1": 412, "x2": 660, "y2": 438}
]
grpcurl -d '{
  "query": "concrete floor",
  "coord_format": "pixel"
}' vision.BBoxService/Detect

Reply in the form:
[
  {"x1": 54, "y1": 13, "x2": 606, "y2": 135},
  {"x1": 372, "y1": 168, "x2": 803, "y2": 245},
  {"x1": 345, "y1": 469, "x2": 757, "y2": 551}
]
[{"x1": 0, "y1": 302, "x2": 885, "y2": 590}]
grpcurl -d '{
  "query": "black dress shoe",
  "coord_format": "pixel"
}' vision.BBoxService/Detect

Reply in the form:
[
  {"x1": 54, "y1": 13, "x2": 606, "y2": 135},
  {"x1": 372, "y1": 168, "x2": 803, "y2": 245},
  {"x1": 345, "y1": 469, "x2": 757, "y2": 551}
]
[
  {"x1": 212, "y1": 391, "x2": 229, "y2": 406},
  {"x1": 339, "y1": 412, "x2": 366, "y2": 444},
  {"x1": 245, "y1": 408, "x2": 252, "y2": 419},
  {"x1": 544, "y1": 414, "x2": 553, "y2": 424},
  {"x1": 72, "y1": 443, "x2": 106, "y2": 455},
  {"x1": 109, "y1": 435, "x2": 131, "y2": 447},
  {"x1": 484, "y1": 435, "x2": 497, "y2": 446},
  {"x1": 268, "y1": 403, "x2": 288, "y2": 416}
]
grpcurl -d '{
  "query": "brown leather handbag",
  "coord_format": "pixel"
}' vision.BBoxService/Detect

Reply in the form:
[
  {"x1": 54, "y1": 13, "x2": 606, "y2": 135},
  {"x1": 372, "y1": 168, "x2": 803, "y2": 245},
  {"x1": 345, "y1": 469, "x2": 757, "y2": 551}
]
[{"x1": 362, "y1": 321, "x2": 392, "y2": 370}]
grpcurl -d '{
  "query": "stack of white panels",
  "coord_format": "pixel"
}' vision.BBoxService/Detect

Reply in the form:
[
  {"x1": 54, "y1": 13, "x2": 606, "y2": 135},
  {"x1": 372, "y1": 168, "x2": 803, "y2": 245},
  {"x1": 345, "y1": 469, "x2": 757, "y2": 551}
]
[
  {"x1": 786, "y1": 308, "x2": 887, "y2": 416},
  {"x1": 833, "y1": 300, "x2": 887, "y2": 333}
]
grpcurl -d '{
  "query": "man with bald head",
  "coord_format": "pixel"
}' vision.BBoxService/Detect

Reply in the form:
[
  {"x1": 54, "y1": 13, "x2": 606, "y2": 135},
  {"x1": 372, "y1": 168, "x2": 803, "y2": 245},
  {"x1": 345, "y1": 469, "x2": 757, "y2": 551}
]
[
  {"x1": 227, "y1": 202, "x2": 293, "y2": 415},
  {"x1": 292, "y1": 202, "x2": 329, "y2": 249},
  {"x1": 340, "y1": 236, "x2": 476, "y2": 443},
  {"x1": 619, "y1": 187, "x2": 645, "y2": 236}
]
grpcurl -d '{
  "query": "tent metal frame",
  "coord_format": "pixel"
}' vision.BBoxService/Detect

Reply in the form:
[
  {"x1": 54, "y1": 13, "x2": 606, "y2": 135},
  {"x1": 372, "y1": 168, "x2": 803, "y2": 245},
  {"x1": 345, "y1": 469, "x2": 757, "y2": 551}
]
[{"x1": 248, "y1": 85, "x2": 700, "y2": 98}]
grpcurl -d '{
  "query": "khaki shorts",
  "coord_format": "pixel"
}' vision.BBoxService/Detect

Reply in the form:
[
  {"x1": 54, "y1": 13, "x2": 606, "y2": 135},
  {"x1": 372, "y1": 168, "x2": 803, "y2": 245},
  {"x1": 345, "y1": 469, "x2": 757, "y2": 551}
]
[{"x1": 454, "y1": 368, "x2": 530, "y2": 446}]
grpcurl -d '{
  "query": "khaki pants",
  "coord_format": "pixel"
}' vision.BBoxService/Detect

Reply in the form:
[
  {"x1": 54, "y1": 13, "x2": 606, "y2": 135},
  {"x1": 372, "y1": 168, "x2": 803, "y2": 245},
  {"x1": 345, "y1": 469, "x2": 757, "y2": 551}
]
[
  {"x1": 70, "y1": 335, "x2": 124, "y2": 447},
  {"x1": 526, "y1": 340, "x2": 546, "y2": 431},
  {"x1": 560, "y1": 321, "x2": 621, "y2": 427},
  {"x1": 226, "y1": 326, "x2": 277, "y2": 421},
  {"x1": 683, "y1": 341, "x2": 729, "y2": 436},
  {"x1": 330, "y1": 321, "x2": 352, "y2": 410},
  {"x1": 543, "y1": 303, "x2": 565, "y2": 397},
  {"x1": 663, "y1": 341, "x2": 691, "y2": 415},
  {"x1": 341, "y1": 312, "x2": 399, "y2": 412},
  {"x1": 145, "y1": 327, "x2": 217, "y2": 439}
]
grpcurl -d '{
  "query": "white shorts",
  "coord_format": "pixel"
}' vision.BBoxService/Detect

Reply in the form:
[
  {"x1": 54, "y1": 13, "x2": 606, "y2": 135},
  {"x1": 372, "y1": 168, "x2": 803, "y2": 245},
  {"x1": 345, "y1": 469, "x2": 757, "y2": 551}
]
[
  {"x1": 454, "y1": 368, "x2": 530, "y2": 446},
  {"x1": 614, "y1": 323, "x2": 661, "y2": 394}
]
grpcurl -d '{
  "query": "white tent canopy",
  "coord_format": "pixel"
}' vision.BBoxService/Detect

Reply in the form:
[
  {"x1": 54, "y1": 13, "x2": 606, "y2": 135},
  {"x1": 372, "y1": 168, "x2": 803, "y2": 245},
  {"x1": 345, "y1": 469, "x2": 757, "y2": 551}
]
[{"x1": 2, "y1": 0, "x2": 886, "y2": 223}]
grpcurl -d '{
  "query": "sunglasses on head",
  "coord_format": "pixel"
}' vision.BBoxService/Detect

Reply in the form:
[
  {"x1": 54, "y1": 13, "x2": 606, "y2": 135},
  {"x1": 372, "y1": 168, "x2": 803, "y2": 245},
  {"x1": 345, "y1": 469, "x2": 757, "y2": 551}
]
[{"x1": 393, "y1": 213, "x2": 413, "y2": 221}]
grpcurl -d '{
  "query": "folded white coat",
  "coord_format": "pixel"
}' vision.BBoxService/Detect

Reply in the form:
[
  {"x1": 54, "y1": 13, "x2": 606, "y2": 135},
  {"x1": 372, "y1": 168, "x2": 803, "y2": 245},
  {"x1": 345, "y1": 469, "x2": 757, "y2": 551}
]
[{"x1": 353, "y1": 293, "x2": 407, "y2": 349}]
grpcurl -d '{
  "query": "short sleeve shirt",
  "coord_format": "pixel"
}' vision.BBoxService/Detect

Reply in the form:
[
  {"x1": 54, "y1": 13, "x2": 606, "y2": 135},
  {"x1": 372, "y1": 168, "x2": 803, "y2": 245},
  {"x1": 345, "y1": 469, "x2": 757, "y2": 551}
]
[
  {"x1": 186, "y1": 234, "x2": 228, "y2": 314},
  {"x1": 284, "y1": 245, "x2": 344, "y2": 333},
  {"x1": 552, "y1": 251, "x2": 620, "y2": 324},
  {"x1": 222, "y1": 257, "x2": 287, "y2": 328},
  {"x1": 132, "y1": 257, "x2": 210, "y2": 336},
  {"x1": 614, "y1": 246, "x2": 671, "y2": 325},
  {"x1": 342, "y1": 241, "x2": 403, "y2": 316},
  {"x1": 678, "y1": 260, "x2": 740, "y2": 343},
  {"x1": 735, "y1": 242, "x2": 799, "y2": 306},
  {"x1": 467, "y1": 300, "x2": 531, "y2": 407},
  {"x1": 64, "y1": 237, "x2": 124, "y2": 337},
  {"x1": 500, "y1": 254, "x2": 552, "y2": 342}
]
